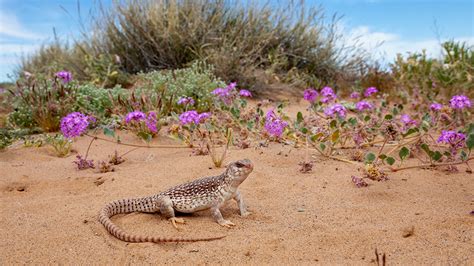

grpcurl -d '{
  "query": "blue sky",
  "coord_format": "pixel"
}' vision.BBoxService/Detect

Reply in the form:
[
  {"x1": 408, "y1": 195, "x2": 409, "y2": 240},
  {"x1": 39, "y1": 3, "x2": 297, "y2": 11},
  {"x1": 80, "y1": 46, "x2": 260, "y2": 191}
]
[{"x1": 0, "y1": 0, "x2": 473, "y2": 82}]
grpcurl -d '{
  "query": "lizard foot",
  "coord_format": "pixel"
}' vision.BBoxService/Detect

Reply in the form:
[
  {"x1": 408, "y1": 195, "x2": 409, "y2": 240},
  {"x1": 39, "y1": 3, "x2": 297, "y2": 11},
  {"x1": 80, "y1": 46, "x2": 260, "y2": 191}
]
[
  {"x1": 218, "y1": 220, "x2": 235, "y2": 228},
  {"x1": 169, "y1": 217, "x2": 186, "y2": 230}
]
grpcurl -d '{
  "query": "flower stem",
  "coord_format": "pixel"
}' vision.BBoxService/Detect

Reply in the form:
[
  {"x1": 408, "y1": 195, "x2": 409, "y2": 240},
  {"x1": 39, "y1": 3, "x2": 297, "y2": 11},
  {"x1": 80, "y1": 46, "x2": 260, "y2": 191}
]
[
  {"x1": 388, "y1": 157, "x2": 474, "y2": 172},
  {"x1": 84, "y1": 137, "x2": 96, "y2": 160}
]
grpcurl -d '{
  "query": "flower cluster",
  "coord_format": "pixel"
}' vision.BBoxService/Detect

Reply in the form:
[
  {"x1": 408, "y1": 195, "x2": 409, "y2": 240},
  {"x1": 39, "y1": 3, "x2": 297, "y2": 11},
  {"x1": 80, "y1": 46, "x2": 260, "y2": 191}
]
[
  {"x1": 364, "y1": 87, "x2": 378, "y2": 97},
  {"x1": 212, "y1": 82, "x2": 237, "y2": 105},
  {"x1": 430, "y1": 103, "x2": 442, "y2": 111},
  {"x1": 60, "y1": 112, "x2": 90, "y2": 138},
  {"x1": 324, "y1": 103, "x2": 347, "y2": 118},
  {"x1": 125, "y1": 111, "x2": 158, "y2": 133},
  {"x1": 264, "y1": 109, "x2": 288, "y2": 137},
  {"x1": 239, "y1": 89, "x2": 252, "y2": 97},
  {"x1": 125, "y1": 111, "x2": 146, "y2": 123},
  {"x1": 179, "y1": 110, "x2": 211, "y2": 125},
  {"x1": 350, "y1": 91, "x2": 361, "y2": 99},
  {"x1": 400, "y1": 114, "x2": 417, "y2": 127},
  {"x1": 437, "y1": 130, "x2": 466, "y2": 149},
  {"x1": 449, "y1": 95, "x2": 471, "y2": 109},
  {"x1": 177, "y1": 97, "x2": 195, "y2": 106},
  {"x1": 145, "y1": 112, "x2": 158, "y2": 133},
  {"x1": 320, "y1": 87, "x2": 337, "y2": 103},
  {"x1": 55, "y1": 71, "x2": 73, "y2": 84},
  {"x1": 303, "y1": 88, "x2": 318, "y2": 103},
  {"x1": 355, "y1": 100, "x2": 373, "y2": 111}
]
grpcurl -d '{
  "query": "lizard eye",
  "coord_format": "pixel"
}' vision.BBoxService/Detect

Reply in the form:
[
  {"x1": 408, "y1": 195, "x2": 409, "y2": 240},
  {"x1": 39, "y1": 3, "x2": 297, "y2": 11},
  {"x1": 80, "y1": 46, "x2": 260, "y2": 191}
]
[{"x1": 235, "y1": 162, "x2": 245, "y2": 168}]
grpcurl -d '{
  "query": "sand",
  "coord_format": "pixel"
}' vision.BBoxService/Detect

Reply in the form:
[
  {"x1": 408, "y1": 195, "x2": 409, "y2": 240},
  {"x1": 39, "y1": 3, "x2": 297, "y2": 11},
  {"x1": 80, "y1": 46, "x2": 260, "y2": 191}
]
[{"x1": 0, "y1": 103, "x2": 473, "y2": 264}]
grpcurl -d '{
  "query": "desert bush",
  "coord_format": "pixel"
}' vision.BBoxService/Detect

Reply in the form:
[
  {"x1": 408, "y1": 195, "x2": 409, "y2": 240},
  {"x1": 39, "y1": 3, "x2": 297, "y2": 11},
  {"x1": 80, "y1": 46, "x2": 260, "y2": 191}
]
[
  {"x1": 19, "y1": 0, "x2": 367, "y2": 92},
  {"x1": 390, "y1": 41, "x2": 473, "y2": 100},
  {"x1": 137, "y1": 61, "x2": 225, "y2": 112},
  {"x1": 7, "y1": 76, "x2": 77, "y2": 132}
]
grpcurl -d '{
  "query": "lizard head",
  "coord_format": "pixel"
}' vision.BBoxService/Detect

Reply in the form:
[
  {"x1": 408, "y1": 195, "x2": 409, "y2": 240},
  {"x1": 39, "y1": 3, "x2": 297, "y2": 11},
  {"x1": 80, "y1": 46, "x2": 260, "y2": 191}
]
[{"x1": 226, "y1": 159, "x2": 253, "y2": 181}]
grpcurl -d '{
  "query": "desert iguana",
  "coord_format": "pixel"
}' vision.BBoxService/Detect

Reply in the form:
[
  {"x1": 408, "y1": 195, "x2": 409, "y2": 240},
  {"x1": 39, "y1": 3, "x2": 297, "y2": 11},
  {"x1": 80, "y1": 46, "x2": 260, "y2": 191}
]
[{"x1": 99, "y1": 159, "x2": 253, "y2": 243}]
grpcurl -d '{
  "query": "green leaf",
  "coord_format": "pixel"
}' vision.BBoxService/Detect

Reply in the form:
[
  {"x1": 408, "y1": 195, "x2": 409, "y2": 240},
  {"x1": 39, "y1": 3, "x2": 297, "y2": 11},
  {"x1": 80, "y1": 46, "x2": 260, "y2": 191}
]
[
  {"x1": 331, "y1": 130, "x2": 340, "y2": 143},
  {"x1": 103, "y1": 127, "x2": 115, "y2": 138},
  {"x1": 384, "y1": 114, "x2": 393, "y2": 120},
  {"x1": 330, "y1": 120, "x2": 337, "y2": 129},
  {"x1": 378, "y1": 154, "x2": 387, "y2": 160},
  {"x1": 392, "y1": 107, "x2": 399, "y2": 116},
  {"x1": 460, "y1": 150, "x2": 468, "y2": 161},
  {"x1": 364, "y1": 115, "x2": 371, "y2": 122},
  {"x1": 432, "y1": 151, "x2": 442, "y2": 161},
  {"x1": 385, "y1": 157, "x2": 395, "y2": 165},
  {"x1": 320, "y1": 143, "x2": 326, "y2": 151},
  {"x1": 296, "y1": 112, "x2": 304, "y2": 124},
  {"x1": 420, "y1": 143, "x2": 431, "y2": 155},
  {"x1": 301, "y1": 127, "x2": 308, "y2": 134},
  {"x1": 137, "y1": 132, "x2": 152, "y2": 143},
  {"x1": 403, "y1": 128, "x2": 418, "y2": 137},
  {"x1": 399, "y1": 146, "x2": 410, "y2": 161},
  {"x1": 466, "y1": 133, "x2": 474, "y2": 150},
  {"x1": 365, "y1": 152, "x2": 376, "y2": 163},
  {"x1": 311, "y1": 133, "x2": 323, "y2": 142},
  {"x1": 348, "y1": 117, "x2": 357, "y2": 126},
  {"x1": 230, "y1": 107, "x2": 240, "y2": 118}
]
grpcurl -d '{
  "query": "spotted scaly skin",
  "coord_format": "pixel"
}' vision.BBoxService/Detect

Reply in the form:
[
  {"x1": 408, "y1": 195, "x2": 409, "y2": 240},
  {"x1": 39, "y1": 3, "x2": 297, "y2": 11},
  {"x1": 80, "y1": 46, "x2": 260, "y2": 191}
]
[{"x1": 99, "y1": 159, "x2": 254, "y2": 243}]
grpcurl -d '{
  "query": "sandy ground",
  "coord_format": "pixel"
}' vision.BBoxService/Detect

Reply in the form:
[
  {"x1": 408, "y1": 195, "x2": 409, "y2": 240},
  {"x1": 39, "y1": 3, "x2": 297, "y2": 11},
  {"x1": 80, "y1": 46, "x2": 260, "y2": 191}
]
[{"x1": 1, "y1": 105, "x2": 473, "y2": 264}]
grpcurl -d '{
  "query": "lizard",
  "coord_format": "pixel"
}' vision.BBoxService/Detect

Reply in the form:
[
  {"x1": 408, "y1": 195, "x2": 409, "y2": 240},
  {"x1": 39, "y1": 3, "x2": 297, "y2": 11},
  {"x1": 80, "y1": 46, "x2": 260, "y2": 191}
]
[{"x1": 98, "y1": 159, "x2": 254, "y2": 243}]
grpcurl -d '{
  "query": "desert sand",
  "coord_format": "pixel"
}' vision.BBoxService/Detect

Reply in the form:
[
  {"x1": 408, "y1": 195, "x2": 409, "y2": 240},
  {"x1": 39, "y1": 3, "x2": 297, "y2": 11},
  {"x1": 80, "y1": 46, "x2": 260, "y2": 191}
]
[{"x1": 0, "y1": 102, "x2": 473, "y2": 265}]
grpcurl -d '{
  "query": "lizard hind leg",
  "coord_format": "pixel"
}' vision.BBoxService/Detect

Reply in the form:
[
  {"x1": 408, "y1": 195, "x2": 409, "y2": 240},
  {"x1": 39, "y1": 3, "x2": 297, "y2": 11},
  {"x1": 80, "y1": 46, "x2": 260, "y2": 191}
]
[{"x1": 158, "y1": 196, "x2": 185, "y2": 230}]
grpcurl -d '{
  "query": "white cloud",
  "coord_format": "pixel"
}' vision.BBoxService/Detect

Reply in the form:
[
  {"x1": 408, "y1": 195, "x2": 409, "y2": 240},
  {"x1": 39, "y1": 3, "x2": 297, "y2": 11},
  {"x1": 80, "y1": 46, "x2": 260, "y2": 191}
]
[
  {"x1": 0, "y1": 10, "x2": 44, "y2": 40},
  {"x1": 342, "y1": 24, "x2": 474, "y2": 65}
]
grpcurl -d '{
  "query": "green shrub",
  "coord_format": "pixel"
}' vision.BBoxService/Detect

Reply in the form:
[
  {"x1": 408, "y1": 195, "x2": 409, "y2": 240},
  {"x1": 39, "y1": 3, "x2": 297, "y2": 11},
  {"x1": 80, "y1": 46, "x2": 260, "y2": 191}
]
[
  {"x1": 7, "y1": 77, "x2": 77, "y2": 132},
  {"x1": 138, "y1": 61, "x2": 225, "y2": 112},
  {"x1": 390, "y1": 41, "x2": 473, "y2": 100},
  {"x1": 0, "y1": 128, "x2": 13, "y2": 150}
]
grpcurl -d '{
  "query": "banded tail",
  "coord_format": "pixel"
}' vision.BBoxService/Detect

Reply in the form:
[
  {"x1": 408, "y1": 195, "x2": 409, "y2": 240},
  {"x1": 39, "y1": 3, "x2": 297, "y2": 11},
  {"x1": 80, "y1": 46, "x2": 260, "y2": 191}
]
[{"x1": 98, "y1": 197, "x2": 225, "y2": 243}]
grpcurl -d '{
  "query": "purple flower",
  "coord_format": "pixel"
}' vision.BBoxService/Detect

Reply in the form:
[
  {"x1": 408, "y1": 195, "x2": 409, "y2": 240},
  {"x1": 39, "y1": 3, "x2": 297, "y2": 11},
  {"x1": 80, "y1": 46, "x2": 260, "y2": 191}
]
[
  {"x1": 449, "y1": 95, "x2": 471, "y2": 109},
  {"x1": 430, "y1": 103, "x2": 442, "y2": 111},
  {"x1": 303, "y1": 88, "x2": 318, "y2": 103},
  {"x1": 145, "y1": 112, "x2": 158, "y2": 133},
  {"x1": 55, "y1": 71, "x2": 73, "y2": 84},
  {"x1": 264, "y1": 109, "x2": 288, "y2": 137},
  {"x1": 437, "y1": 130, "x2": 466, "y2": 149},
  {"x1": 198, "y1": 112, "x2": 211, "y2": 122},
  {"x1": 324, "y1": 103, "x2": 347, "y2": 118},
  {"x1": 60, "y1": 112, "x2": 90, "y2": 138},
  {"x1": 364, "y1": 87, "x2": 378, "y2": 97},
  {"x1": 239, "y1": 89, "x2": 252, "y2": 97},
  {"x1": 125, "y1": 111, "x2": 146, "y2": 123},
  {"x1": 212, "y1": 82, "x2": 238, "y2": 105},
  {"x1": 320, "y1": 86, "x2": 337, "y2": 103},
  {"x1": 179, "y1": 110, "x2": 211, "y2": 125},
  {"x1": 179, "y1": 110, "x2": 199, "y2": 125},
  {"x1": 350, "y1": 91, "x2": 361, "y2": 99},
  {"x1": 177, "y1": 97, "x2": 195, "y2": 106},
  {"x1": 355, "y1": 101, "x2": 373, "y2": 111},
  {"x1": 400, "y1": 114, "x2": 417, "y2": 126}
]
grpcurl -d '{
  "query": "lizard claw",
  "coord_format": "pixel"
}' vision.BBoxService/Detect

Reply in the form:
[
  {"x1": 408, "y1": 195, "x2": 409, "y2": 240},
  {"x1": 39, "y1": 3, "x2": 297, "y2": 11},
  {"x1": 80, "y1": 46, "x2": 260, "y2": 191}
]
[
  {"x1": 218, "y1": 220, "x2": 235, "y2": 228},
  {"x1": 169, "y1": 217, "x2": 186, "y2": 230}
]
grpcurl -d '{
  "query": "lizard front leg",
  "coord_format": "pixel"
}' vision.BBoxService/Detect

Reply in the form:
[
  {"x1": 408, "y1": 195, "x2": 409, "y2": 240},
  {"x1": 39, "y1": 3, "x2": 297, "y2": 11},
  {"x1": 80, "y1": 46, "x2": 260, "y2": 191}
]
[
  {"x1": 211, "y1": 202, "x2": 235, "y2": 228},
  {"x1": 234, "y1": 190, "x2": 251, "y2": 217}
]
